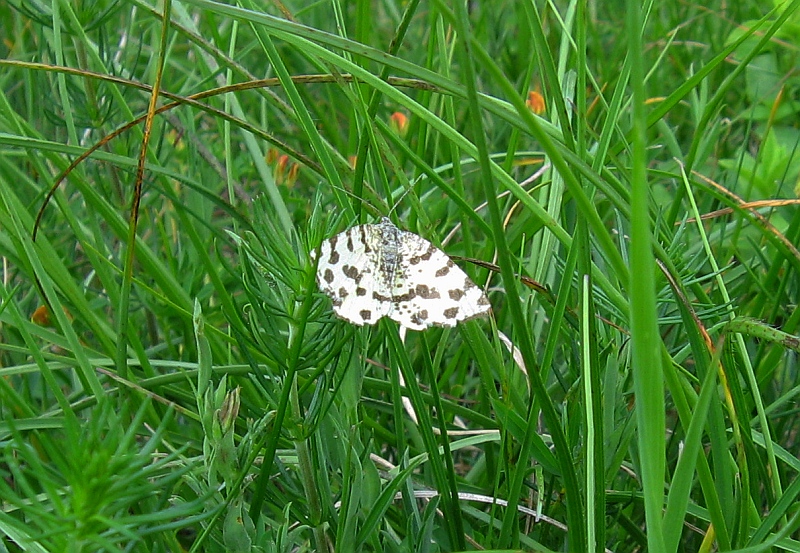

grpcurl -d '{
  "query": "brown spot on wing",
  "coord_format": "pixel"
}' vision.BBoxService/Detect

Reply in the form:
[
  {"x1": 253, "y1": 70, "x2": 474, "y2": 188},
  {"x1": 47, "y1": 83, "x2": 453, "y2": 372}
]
[
  {"x1": 393, "y1": 289, "x2": 417, "y2": 303},
  {"x1": 343, "y1": 265, "x2": 361, "y2": 283},
  {"x1": 435, "y1": 261, "x2": 453, "y2": 277},
  {"x1": 373, "y1": 291, "x2": 393, "y2": 303},
  {"x1": 409, "y1": 243, "x2": 437, "y2": 265},
  {"x1": 449, "y1": 289, "x2": 465, "y2": 301},
  {"x1": 359, "y1": 225, "x2": 373, "y2": 253},
  {"x1": 410, "y1": 310, "x2": 429, "y2": 326},
  {"x1": 415, "y1": 284, "x2": 440, "y2": 299}
]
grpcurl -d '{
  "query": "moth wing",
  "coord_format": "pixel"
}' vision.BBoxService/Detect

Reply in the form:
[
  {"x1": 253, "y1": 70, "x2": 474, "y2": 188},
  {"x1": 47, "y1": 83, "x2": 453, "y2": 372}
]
[
  {"x1": 316, "y1": 224, "x2": 393, "y2": 326},
  {"x1": 388, "y1": 230, "x2": 491, "y2": 330}
]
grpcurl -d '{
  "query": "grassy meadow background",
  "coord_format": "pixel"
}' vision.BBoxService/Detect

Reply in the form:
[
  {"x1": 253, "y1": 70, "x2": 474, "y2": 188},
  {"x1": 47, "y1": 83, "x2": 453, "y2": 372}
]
[{"x1": 1, "y1": 0, "x2": 800, "y2": 551}]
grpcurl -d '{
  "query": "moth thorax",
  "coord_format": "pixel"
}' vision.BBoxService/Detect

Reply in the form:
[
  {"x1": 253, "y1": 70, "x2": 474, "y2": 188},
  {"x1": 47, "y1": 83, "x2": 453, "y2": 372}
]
[{"x1": 378, "y1": 220, "x2": 401, "y2": 282}]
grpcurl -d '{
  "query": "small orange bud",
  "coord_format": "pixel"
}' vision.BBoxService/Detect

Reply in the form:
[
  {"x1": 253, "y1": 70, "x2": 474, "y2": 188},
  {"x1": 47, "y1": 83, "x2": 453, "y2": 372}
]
[
  {"x1": 348, "y1": 155, "x2": 358, "y2": 169},
  {"x1": 287, "y1": 163, "x2": 299, "y2": 184},
  {"x1": 274, "y1": 154, "x2": 289, "y2": 184},
  {"x1": 31, "y1": 305, "x2": 72, "y2": 326},
  {"x1": 526, "y1": 90, "x2": 546, "y2": 115},
  {"x1": 389, "y1": 111, "x2": 409, "y2": 136},
  {"x1": 276, "y1": 154, "x2": 289, "y2": 172},
  {"x1": 31, "y1": 305, "x2": 52, "y2": 326}
]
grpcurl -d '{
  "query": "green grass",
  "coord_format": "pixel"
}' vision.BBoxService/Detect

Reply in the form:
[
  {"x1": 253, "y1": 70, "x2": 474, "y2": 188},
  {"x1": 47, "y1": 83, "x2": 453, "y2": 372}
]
[{"x1": 1, "y1": 0, "x2": 800, "y2": 551}]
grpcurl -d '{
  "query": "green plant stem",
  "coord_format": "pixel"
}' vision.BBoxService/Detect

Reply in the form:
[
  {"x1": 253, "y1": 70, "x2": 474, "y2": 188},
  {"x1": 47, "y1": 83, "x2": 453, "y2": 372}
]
[
  {"x1": 248, "y1": 259, "x2": 317, "y2": 521},
  {"x1": 292, "y1": 376, "x2": 329, "y2": 552},
  {"x1": 627, "y1": 0, "x2": 666, "y2": 550}
]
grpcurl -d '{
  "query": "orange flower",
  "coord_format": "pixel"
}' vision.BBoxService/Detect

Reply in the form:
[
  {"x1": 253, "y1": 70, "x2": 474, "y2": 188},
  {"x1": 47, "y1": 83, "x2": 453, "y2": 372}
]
[
  {"x1": 31, "y1": 305, "x2": 52, "y2": 326},
  {"x1": 389, "y1": 111, "x2": 409, "y2": 137},
  {"x1": 267, "y1": 153, "x2": 299, "y2": 186},
  {"x1": 31, "y1": 305, "x2": 73, "y2": 326},
  {"x1": 526, "y1": 90, "x2": 546, "y2": 115},
  {"x1": 276, "y1": 154, "x2": 289, "y2": 173},
  {"x1": 287, "y1": 163, "x2": 299, "y2": 185}
]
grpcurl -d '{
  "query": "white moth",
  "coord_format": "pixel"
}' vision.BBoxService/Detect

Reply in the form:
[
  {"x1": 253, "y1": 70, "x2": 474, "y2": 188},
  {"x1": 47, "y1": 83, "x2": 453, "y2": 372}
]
[{"x1": 315, "y1": 218, "x2": 491, "y2": 330}]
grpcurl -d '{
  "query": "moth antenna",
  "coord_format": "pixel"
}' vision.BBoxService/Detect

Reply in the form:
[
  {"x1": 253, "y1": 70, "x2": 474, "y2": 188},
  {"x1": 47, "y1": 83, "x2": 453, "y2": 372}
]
[{"x1": 386, "y1": 184, "x2": 414, "y2": 221}]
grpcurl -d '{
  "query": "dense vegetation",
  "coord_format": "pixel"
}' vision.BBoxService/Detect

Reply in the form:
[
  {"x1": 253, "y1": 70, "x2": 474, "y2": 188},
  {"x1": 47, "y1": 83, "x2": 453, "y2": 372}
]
[{"x1": 1, "y1": 0, "x2": 799, "y2": 551}]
